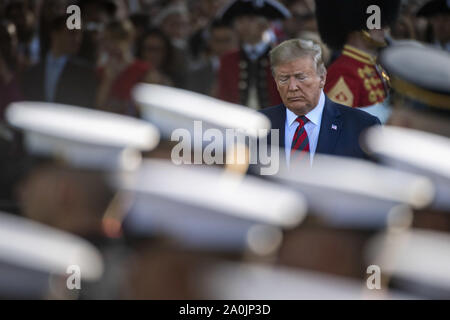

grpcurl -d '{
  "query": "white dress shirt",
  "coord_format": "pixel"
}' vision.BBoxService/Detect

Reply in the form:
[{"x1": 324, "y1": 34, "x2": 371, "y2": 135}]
[{"x1": 285, "y1": 90, "x2": 325, "y2": 166}]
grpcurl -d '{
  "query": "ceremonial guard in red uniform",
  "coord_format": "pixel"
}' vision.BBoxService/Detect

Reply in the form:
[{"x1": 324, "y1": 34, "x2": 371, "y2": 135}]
[
  {"x1": 325, "y1": 45, "x2": 390, "y2": 108},
  {"x1": 215, "y1": 0, "x2": 291, "y2": 109},
  {"x1": 315, "y1": 0, "x2": 400, "y2": 123}
]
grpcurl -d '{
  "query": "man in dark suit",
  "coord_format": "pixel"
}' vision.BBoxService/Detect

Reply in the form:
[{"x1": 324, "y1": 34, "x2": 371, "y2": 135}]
[
  {"x1": 261, "y1": 38, "x2": 380, "y2": 167},
  {"x1": 21, "y1": 16, "x2": 97, "y2": 108}
]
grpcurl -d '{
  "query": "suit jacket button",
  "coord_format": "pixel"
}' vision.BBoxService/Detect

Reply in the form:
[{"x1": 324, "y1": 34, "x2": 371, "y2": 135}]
[{"x1": 239, "y1": 81, "x2": 248, "y2": 90}]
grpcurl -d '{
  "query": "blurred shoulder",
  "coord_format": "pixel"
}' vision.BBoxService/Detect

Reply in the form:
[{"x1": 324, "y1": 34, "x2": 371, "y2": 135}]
[
  {"x1": 329, "y1": 99, "x2": 381, "y2": 125},
  {"x1": 260, "y1": 104, "x2": 284, "y2": 116}
]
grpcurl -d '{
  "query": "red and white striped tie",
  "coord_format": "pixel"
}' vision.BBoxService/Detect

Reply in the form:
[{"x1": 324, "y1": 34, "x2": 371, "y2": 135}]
[{"x1": 290, "y1": 115, "x2": 310, "y2": 164}]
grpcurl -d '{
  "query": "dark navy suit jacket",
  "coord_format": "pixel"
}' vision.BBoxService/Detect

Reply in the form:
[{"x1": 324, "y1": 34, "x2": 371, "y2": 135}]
[{"x1": 260, "y1": 96, "x2": 381, "y2": 160}]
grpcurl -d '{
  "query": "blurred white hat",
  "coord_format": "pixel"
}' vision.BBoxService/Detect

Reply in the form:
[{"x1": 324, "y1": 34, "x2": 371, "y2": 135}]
[
  {"x1": 0, "y1": 211, "x2": 104, "y2": 298},
  {"x1": 5, "y1": 102, "x2": 160, "y2": 171},
  {"x1": 198, "y1": 261, "x2": 417, "y2": 299},
  {"x1": 363, "y1": 125, "x2": 450, "y2": 210},
  {"x1": 266, "y1": 153, "x2": 434, "y2": 229},
  {"x1": 114, "y1": 159, "x2": 307, "y2": 255},
  {"x1": 366, "y1": 229, "x2": 450, "y2": 299},
  {"x1": 133, "y1": 83, "x2": 271, "y2": 141}
]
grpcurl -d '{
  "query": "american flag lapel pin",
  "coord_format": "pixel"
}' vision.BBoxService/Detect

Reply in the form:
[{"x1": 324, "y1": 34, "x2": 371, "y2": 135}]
[{"x1": 331, "y1": 124, "x2": 338, "y2": 130}]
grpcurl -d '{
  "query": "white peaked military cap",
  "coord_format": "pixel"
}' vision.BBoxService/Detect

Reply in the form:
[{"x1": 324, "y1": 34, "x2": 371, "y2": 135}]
[
  {"x1": 366, "y1": 229, "x2": 450, "y2": 299},
  {"x1": 197, "y1": 261, "x2": 417, "y2": 299},
  {"x1": 363, "y1": 125, "x2": 450, "y2": 210},
  {"x1": 267, "y1": 153, "x2": 434, "y2": 229},
  {"x1": 0, "y1": 211, "x2": 104, "y2": 298},
  {"x1": 113, "y1": 159, "x2": 307, "y2": 254},
  {"x1": 133, "y1": 83, "x2": 271, "y2": 139},
  {"x1": 5, "y1": 102, "x2": 160, "y2": 171}
]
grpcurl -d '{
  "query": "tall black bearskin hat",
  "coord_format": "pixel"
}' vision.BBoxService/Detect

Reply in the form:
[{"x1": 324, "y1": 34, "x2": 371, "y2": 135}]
[
  {"x1": 417, "y1": 0, "x2": 450, "y2": 17},
  {"x1": 77, "y1": 0, "x2": 118, "y2": 17},
  {"x1": 315, "y1": 0, "x2": 401, "y2": 51}
]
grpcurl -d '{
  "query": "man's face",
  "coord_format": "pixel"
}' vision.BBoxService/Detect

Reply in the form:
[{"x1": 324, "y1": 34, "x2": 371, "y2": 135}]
[
  {"x1": 274, "y1": 56, "x2": 326, "y2": 116},
  {"x1": 233, "y1": 15, "x2": 268, "y2": 45},
  {"x1": 162, "y1": 13, "x2": 190, "y2": 41},
  {"x1": 141, "y1": 35, "x2": 166, "y2": 68},
  {"x1": 53, "y1": 28, "x2": 82, "y2": 55},
  {"x1": 209, "y1": 27, "x2": 237, "y2": 57}
]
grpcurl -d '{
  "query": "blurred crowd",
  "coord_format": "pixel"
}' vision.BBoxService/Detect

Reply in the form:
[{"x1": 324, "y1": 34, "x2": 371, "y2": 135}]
[
  {"x1": 0, "y1": 0, "x2": 450, "y2": 301},
  {"x1": 0, "y1": 0, "x2": 448, "y2": 119}
]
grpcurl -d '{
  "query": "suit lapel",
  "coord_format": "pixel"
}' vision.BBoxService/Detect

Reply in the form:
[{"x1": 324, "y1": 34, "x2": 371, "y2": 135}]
[
  {"x1": 316, "y1": 97, "x2": 342, "y2": 155},
  {"x1": 273, "y1": 105, "x2": 286, "y2": 148}
]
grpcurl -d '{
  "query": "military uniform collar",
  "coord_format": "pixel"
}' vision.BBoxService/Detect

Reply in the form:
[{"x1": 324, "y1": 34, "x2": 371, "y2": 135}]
[
  {"x1": 243, "y1": 41, "x2": 270, "y2": 61},
  {"x1": 342, "y1": 45, "x2": 376, "y2": 65}
]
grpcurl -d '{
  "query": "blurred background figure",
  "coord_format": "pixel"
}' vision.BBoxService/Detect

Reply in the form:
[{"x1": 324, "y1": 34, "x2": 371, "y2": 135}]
[
  {"x1": 416, "y1": 0, "x2": 450, "y2": 51},
  {"x1": 36, "y1": 0, "x2": 68, "y2": 65},
  {"x1": 316, "y1": 0, "x2": 401, "y2": 123},
  {"x1": 76, "y1": 0, "x2": 118, "y2": 65},
  {"x1": 122, "y1": 244, "x2": 210, "y2": 299},
  {"x1": 187, "y1": 19, "x2": 238, "y2": 96},
  {"x1": 18, "y1": 163, "x2": 115, "y2": 237},
  {"x1": 129, "y1": 12, "x2": 151, "y2": 49},
  {"x1": 153, "y1": 3, "x2": 191, "y2": 51},
  {"x1": 189, "y1": 0, "x2": 229, "y2": 36},
  {"x1": 3, "y1": 0, "x2": 39, "y2": 70},
  {"x1": 0, "y1": 20, "x2": 22, "y2": 119},
  {"x1": 388, "y1": 0, "x2": 429, "y2": 42},
  {"x1": 20, "y1": 15, "x2": 97, "y2": 108},
  {"x1": 152, "y1": 3, "x2": 191, "y2": 88},
  {"x1": 135, "y1": 28, "x2": 177, "y2": 87},
  {"x1": 96, "y1": 19, "x2": 151, "y2": 116},
  {"x1": 278, "y1": 0, "x2": 330, "y2": 65},
  {"x1": 281, "y1": 0, "x2": 317, "y2": 40},
  {"x1": 187, "y1": 0, "x2": 229, "y2": 60},
  {"x1": 215, "y1": 0, "x2": 291, "y2": 109},
  {"x1": 0, "y1": 124, "x2": 25, "y2": 215},
  {"x1": 379, "y1": 44, "x2": 450, "y2": 138},
  {"x1": 389, "y1": 0, "x2": 418, "y2": 41}
]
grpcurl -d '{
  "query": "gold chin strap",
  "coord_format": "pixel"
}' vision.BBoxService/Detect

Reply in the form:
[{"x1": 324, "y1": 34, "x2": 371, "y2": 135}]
[{"x1": 361, "y1": 30, "x2": 387, "y2": 48}]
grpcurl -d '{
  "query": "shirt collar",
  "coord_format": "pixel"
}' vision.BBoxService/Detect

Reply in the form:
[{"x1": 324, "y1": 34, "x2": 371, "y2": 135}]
[
  {"x1": 243, "y1": 41, "x2": 269, "y2": 59},
  {"x1": 286, "y1": 90, "x2": 326, "y2": 127}
]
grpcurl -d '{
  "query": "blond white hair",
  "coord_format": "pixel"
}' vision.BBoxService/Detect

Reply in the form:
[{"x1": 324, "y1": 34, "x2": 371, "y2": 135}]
[{"x1": 270, "y1": 38, "x2": 326, "y2": 76}]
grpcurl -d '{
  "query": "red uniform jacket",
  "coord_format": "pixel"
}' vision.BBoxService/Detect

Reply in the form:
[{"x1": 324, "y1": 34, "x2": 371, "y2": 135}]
[
  {"x1": 325, "y1": 45, "x2": 389, "y2": 108},
  {"x1": 216, "y1": 48, "x2": 282, "y2": 109}
]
